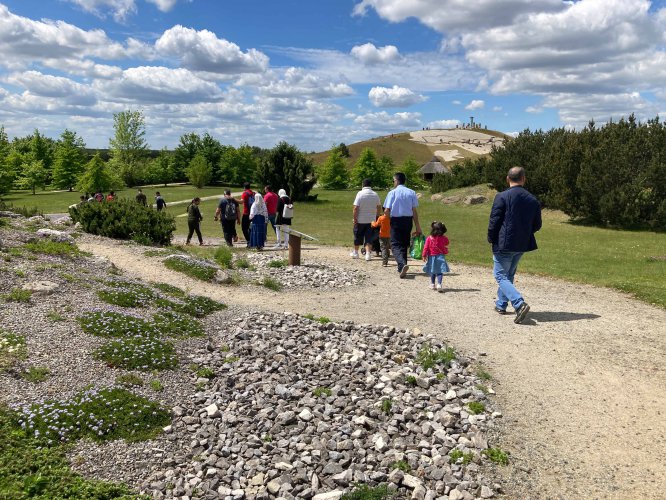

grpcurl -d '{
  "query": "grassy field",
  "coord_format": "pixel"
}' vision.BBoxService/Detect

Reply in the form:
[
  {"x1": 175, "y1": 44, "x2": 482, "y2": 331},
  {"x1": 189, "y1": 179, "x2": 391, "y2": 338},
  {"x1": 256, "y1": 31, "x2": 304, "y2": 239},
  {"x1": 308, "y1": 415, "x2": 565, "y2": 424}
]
[{"x1": 181, "y1": 187, "x2": 666, "y2": 308}]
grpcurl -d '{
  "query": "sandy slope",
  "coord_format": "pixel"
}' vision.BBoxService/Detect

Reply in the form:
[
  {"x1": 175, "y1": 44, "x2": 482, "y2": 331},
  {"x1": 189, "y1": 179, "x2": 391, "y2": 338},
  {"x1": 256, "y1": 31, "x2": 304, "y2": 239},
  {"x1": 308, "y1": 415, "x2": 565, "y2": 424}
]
[{"x1": 79, "y1": 237, "x2": 666, "y2": 500}]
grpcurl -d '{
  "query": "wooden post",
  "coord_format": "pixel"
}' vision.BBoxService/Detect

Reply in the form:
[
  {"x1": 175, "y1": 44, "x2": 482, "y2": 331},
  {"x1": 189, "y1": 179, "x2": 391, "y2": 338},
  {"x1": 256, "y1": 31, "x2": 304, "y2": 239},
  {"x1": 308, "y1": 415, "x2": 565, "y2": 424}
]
[{"x1": 288, "y1": 233, "x2": 301, "y2": 266}]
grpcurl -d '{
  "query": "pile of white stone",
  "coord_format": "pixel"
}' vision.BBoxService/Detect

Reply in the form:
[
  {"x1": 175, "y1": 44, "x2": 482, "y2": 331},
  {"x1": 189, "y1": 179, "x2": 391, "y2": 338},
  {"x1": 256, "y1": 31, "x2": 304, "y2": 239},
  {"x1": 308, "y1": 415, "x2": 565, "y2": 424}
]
[{"x1": 141, "y1": 312, "x2": 502, "y2": 499}]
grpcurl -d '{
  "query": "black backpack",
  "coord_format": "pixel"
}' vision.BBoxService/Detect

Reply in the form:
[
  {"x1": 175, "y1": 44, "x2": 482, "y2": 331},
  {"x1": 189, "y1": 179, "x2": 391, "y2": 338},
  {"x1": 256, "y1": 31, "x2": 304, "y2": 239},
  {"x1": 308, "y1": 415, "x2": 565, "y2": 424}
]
[{"x1": 224, "y1": 199, "x2": 238, "y2": 221}]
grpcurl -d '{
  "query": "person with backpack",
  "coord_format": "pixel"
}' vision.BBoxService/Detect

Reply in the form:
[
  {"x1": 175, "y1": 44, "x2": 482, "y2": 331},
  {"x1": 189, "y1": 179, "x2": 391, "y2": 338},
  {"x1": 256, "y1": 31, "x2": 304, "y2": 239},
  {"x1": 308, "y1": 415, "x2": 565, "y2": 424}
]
[
  {"x1": 214, "y1": 190, "x2": 240, "y2": 247},
  {"x1": 185, "y1": 197, "x2": 204, "y2": 246},
  {"x1": 275, "y1": 188, "x2": 293, "y2": 249},
  {"x1": 155, "y1": 192, "x2": 166, "y2": 211},
  {"x1": 240, "y1": 182, "x2": 255, "y2": 246}
]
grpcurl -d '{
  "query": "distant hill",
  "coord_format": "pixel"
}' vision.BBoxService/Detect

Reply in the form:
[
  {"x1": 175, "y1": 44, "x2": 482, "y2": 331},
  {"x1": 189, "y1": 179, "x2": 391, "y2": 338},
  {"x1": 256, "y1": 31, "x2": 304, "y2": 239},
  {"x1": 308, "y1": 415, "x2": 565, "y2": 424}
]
[{"x1": 309, "y1": 128, "x2": 509, "y2": 169}]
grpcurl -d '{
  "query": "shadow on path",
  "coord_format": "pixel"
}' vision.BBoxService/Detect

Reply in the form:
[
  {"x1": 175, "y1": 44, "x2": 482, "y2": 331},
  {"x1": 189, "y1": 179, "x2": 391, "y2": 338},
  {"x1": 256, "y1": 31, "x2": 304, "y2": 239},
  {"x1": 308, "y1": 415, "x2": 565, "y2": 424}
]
[
  {"x1": 525, "y1": 311, "x2": 601, "y2": 324},
  {"x1": 441, "y1": 288, "x2": 481, "y2": 293}
]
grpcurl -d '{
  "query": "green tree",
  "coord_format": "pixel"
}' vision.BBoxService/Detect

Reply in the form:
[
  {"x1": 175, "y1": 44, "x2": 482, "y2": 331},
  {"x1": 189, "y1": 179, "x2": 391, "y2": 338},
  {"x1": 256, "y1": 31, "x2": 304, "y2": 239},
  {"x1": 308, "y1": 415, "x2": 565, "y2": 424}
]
[
  {"x1": 16, "y1": 159, "x2": 47, "y2": 195},
  {"x1": 318, "y1": 149, "x2": 349, "y2": 189},
  {"x1": 52, "y1": 129, "x2": 86, "y2": 191},
  {"x1": 148, "y1": 147, "x2": 174, "y2": 187},
  {"x1": 332, "y1": 142, "x2": 350, "y2": 158},
  {"x1": 400, "y1": 157, "x2": 426, "y2": 189},
  {"x1": 351, "y1": 148, "x2": 390, "y2": 189},
  {"x1": 77, "y1": 154, "x2": 121, "y2": 194},
  {"x1": 29, "y1": 129, "x2": 55, "y2": 175},
  {"x1": 226, "y1": 144, "x2": 258, "y2": 185},
  {"x1": 200, "y1": 133, "x2": 224, "y2": 183},
  {"x1": 257, "y1": 142, "x2": 316, "y2": 201},
  {"x1": 0, "y1": 126, "x2": 13, "y2": 195},
  {"x1": 109, "y1": 110, "x2": 149, "y2": 187},
  {"x1": 186, "y1": 153, "x2": 212, "y2": 189},
  {"x1": 173, "y1": 133, "x2": 201, "y2": 182}
]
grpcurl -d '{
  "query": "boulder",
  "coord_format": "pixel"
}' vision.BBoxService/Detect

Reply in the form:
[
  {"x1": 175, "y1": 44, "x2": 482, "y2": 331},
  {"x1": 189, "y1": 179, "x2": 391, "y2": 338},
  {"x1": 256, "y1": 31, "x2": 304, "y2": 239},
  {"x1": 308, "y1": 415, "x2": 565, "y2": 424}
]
[
  {"x1": 36, "y1": 228, "x2": 75, "y2": 244},
  {"x1": 463, "y1": 195, "x2": 487, "y2": 205},
  {"x1": 431, "y1": 194, "x2": 443, "y2": 202}
]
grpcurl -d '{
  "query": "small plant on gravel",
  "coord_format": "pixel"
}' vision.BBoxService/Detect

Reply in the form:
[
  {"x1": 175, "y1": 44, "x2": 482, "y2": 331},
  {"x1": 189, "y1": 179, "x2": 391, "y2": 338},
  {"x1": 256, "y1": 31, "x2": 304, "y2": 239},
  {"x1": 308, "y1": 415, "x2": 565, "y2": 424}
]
[
  {"x1": 436, "y1": 373, "x2": 445, "y2": 380},
  {"x1": 143, "y1": 249, "x2": 170, "y2": 257},
  {"x1": 12, "y1": 387, "x2": 170, "y2": 444},
  {"x1": 262, "y1": 434, "x2": 273, "y2": 442},
  {"x1": 341, "y1": 483, "x2": 392, "y2": 500},
  {"x1": 476, "y1": 367, "x2": 492, "y2": 381},
  {"x1": 404, "y1": 375, "x2": 417, "y2": 386},
  {"x1": 267, "y1": 258, "x2": 288, "y2": 268},
  {"x1": 97, "y1": 284, "x2": 155, "y2": 308},
  {"x1": 223, "y1": 356, "x2": 240, "y2": 364},
  {"x1": 391, "y1": 459, "x2": 411, "y2": 472},
  {"x1": 192, "y1": 366, "x2": 215, "y2": 379},
  {"x1": 220, "y1": 344, "x2": 230, "y2": 352},
  {"x1": 475, "y1": 383, "x2": 489, "y2": 394},
  {"x1": 21, "y1": 366, "x2": 51, "y2": 383},
  {"x1": 24, "y1": 240, "x2": 81, "y2": 258},
  {"x1": 46, "y1": 310, "x2": 66, "y2": 322},
  {"x1": 312, "y1": 387, "x2": 332, "y2": 397},
  {"x1": 467, "y1": 402, "x2": 486, "y2": 415},
  {"x1": 234, "y1": 257, "x2": 252, "y2": 269},
  {"x1": 416, "y1": 342, "x2": 456, "y2": 371},
  {"x1": 150, "y1": 380, "x2": 164, "y2": 391},
  {"x1": 178, "y1": 295, "x2": 226, "y2": 317},
  {"x1": 261, "y1": 277, "x2": 282, "y2": 291},
  {"x1": 153, "y1": 311, "x2": 205, "y2": 338},
  {"x1": 13, "y1": 269, "x2": 25, "y2": 277},
  {"x1": 482, "y1": 447, "x2": 509, "y2": 465},
  {"x1": 94, "y1": 337, "x2": 178, "y2": 371},
  {"x1": 164, "y1": 255, "x2": 218, "y2": 281},
  {"x1": 228, "y1": 271, "x2": 244, "y2": 286},
  {"x1": 152, "y1": 282, "x2": 187, "y2": 298},
  {"x1": 115, "y1": 373, "x2": 144, "y2": 387},
  {"x1": 214, "y1": 246, "x2": 234, "y2": 269},
  {"x1": 3, "y1": 287, "x2": 32, "y2": 303},
  {"x1": 381, "y1": 398, "x2": 393, "y2": 415},
  {"x1": 78, "y1": 311, "x2": 158, "y2": 338},
  {"x1": 449, "y1": 449, "x2": 474, "y2": 465}
]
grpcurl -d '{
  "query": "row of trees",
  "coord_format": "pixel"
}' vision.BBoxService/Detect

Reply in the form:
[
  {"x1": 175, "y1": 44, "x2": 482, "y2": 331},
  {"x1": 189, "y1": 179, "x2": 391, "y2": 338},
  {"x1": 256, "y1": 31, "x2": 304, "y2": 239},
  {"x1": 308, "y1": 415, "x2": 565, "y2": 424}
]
[
  {"x1": 0, "y1": 111, "x2": 318, "y2": 201},
  {"x1": 432, "y1": 115, "x2": 666, "y2": 230},
  {"x1": 318, "y1": 145, "x2": 426, "y2": 190}
]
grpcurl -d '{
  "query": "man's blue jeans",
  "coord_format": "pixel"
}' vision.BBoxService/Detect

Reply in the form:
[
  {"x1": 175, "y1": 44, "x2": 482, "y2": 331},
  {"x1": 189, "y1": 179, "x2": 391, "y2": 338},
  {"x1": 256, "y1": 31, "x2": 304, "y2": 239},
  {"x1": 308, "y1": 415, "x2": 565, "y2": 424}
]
[{"x1": 492, "y1": 251, "x2": 525, "y2": 311}]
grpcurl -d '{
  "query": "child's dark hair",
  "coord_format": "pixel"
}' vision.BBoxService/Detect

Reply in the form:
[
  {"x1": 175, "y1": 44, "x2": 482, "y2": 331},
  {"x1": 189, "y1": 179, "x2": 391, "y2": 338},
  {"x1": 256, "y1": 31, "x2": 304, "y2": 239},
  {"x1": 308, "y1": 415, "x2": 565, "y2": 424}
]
[{"x1": 430, "y1": 221, "x2": 447, "y2": 236}]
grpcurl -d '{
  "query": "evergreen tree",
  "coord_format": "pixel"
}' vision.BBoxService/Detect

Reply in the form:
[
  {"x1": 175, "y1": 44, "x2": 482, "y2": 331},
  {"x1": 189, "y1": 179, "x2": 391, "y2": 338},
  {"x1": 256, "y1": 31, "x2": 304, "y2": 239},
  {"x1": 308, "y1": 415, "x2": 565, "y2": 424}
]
[
  {"x1": 257, "y1": 142, "x2": 316, "y2": 201},
  {"x1": 318, "y1": 149, "x2": 349, "y2": 189},
  {"x1": 77, "y1": 154, "x2": 120, "y2": 194},
  {"x1": 351, "y1": 148, "x2": 391, "y2": 189},
  {"x1": 52, "y1": 129, "x2": 86, "y2": 191},
  {"x1": 186, "y1": 153, "x2": 212, "y2": 189},
  {"x1": 0, "y1": 126, "x2": 13, "y2": 195},
  {"x1": 109, "y1": 110, "x2": 149, "y2": 187},
  {"x1": 200, "y1": 133, "x2": 224, "y2": 183},
  {"x1": 400, "y1": 157, "x2": 426, "y2": 189}
]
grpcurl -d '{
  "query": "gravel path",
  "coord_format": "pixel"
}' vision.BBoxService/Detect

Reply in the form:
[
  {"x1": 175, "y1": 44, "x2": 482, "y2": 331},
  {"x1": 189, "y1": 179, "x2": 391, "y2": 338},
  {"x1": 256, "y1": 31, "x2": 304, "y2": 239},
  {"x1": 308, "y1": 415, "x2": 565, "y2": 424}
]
[{"x1": 78, "y1": 236, "x2": 666, "y2": 500}]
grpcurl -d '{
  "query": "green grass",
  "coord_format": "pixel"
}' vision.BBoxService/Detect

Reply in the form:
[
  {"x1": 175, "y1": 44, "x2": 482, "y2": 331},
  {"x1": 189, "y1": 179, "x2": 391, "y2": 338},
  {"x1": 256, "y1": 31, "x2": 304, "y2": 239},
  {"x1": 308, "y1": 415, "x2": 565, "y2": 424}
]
[
  {"x1": 180, "y1": 188, "x2": 666, "y2": 308},
  {"x1": 449, "y1": 449, "x2": 474, "y2": 465},
  {"x1": 391, "y1": 459, "x2": 411, "y2": 472},
  {"x1": 21, "y1": 367, "x2": 51, "y2": 383},
  {"x1": 417, "y1": 343, "x2": 456, "y2": 371},
  {"x1": 341, "y1": 483, "x2": 393, "y2": 500},
  {"x1": 163, "y1": 255, "x2": 218, "y2": 281},
  {"x1": 483, "y1": 447, "x2": 509, "y2": 465},
  {"x1": 312, "y1": 387, "x2": 332, "y2": 397},
  {"x1": 93, "y1": 337, "x2": 178, "y2": 371},
  {"x1": 150, "y1": 380, "x2": 164, "y2": 392},
  {"x1": 0, "y1": 331, "x2": 26, "y2": 370},
  {"x1": 476, "y1": 367, "x2": 492, "y2": 381},
  {"x1": 2, "y1": 288, "x2": 32, "y2": 303},
  {"x1": 267, "y1": 258, "x2": 288, "y2": 268},
  {"x1": 381, "y1": 398, "x2": 393, "y2": 415},
  {"x1": 467, "y1": 402, "x2": 486, "y2": 415},
  {"x1": 115, "y1": 373, "x2": 144, "y2": 387},
  {"x1": 261, "y1": 277, "x2": 282, "y2": 291},
  {"x1": 23, "y1": 240, "x2": 81, "y2": 258},
  {"x1": 97, "y1": 282, "x2": 155, "y2": 308},
  {"x1": 404, "y1": 375, "x2": 417, "y2": 386},
  {"x1": 151, "y1": 282, "x2": 187, "y2": 298},
  {"x1": 214, "y1": 246, "x2": 234, "y2": 269},
  {"x1": 190, "y1": 365, "x2": 215, "y2": 379}
]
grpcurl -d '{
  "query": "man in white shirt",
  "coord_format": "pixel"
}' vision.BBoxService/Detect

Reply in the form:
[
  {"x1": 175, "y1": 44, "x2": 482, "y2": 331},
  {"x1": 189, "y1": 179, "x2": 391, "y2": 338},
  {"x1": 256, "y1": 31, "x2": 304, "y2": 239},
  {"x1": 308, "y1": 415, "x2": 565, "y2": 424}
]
[{"x1": 351, "y1": 179, "x2": 382, "y2": 261}]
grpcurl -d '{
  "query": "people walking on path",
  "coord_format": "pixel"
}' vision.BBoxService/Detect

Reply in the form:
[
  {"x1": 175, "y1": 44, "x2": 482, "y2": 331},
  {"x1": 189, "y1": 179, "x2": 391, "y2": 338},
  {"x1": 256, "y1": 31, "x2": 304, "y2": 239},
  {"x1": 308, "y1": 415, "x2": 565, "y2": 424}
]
[
  {"x1": 249, "y1": 192, "x2": 268, "y2": 250},
  {"x1": 383, "y1": 172, "x2": 422, "y2": 278},
  {"x1": 185, "y1": 197, "x2": 204, "y2": 246},
  {"x1": 371, "y1": 213, "x2": 391, "y2": 266},
  {"x1": 240, "y1": 182, "x2": 255, "y2": 245},
  {"x1": 487, "y1": 166, "x2": 542, "y2": 324},
  {"x1": 422, "y1": 221, "x2": 450, "y2": 292},
  {"x1": 275, "y1": 189, "x2": 293, "y2": 249},
  {"x1": 155, "y1": 192, "x2": 166, "y2": 211},
  {"x1": 351, "y1": 179, "x2": 381, "y2": 261},
  {"x1": 135, "y1": 189, "x2": 147, "y2": 206},
  {"x1": 263, "y1": 185, "x2": 279, "y2": 240},
  {"x1": 214, "y1": 190, "x2": 240, "y2": 247}
]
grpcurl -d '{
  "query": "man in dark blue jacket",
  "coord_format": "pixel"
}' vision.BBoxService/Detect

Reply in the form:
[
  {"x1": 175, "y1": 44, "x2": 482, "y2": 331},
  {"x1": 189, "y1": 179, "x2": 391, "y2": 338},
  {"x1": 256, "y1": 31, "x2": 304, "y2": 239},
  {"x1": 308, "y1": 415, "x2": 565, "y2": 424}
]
[{"x1": 487, "y1": 166, "x2": 542, "y2": 323}]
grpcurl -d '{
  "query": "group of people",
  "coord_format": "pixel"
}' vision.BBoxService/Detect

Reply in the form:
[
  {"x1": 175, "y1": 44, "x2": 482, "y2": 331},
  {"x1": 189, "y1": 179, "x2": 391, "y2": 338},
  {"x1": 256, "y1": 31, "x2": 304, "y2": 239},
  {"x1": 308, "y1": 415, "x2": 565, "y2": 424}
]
[
  {"x1": 352, "y1": 166, "x2": 541, "y2": 324},
  {"x1": 182, "y1": 183, "x2": 294, "y2": 249}
]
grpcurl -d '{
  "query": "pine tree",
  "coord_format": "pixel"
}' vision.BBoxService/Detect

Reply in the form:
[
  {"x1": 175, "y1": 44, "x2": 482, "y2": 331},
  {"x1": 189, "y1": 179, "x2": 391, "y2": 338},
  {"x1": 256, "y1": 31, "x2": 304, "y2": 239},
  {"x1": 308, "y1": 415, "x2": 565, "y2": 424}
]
[
  {"x1": 257, "y1": 142, "x2": 316, "y2": 201},
  {"x1": 318, "y1": 150, "x2": 349, "y2": 189},
  {"x1": 77, "y1": 154, "x2": 119, "y2": 194},
  {"x1": 351, "y1": 148, "x2": 391, "y2": 189},
  {"x1": 52, "y1": 129, "x2": 85, "y2": 191}
]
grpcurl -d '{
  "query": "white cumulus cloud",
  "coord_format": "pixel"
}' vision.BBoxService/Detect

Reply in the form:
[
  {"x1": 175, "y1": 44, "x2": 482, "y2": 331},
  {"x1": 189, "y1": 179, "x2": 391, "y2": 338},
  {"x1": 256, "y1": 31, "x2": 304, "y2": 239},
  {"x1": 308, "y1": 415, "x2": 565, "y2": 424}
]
[
  {"x1": 350, "y1": 43, "x2": 400, "y2": 64},
  {"x1": 259, "y1": 68, "x2": 354, "y2": 99},
  {"x1": 368, "y1": 85, "x2": 427, "y2": 108},
  {"x1": 64, "y1": 0, "x2": 136, "y2": 22},
  {"x1": 427, "y1": 119, "x2": 461, "y2": 129},
  {"x1": 465, "y1": 99, "x2": 485, "y2": 110}
]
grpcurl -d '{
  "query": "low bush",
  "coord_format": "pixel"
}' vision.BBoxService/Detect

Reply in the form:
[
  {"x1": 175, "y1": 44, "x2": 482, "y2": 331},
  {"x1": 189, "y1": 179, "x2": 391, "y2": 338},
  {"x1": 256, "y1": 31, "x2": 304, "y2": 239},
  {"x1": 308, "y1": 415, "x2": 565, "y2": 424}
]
[
  {"x1": 69, "y1": 198, "x2": 176, "y2": 245},
  {"x1": 214, "y1": 246, "x2": 234, "y2": 269},
  {"x1": 0, "y1": 331, "x2": 27, "y2": 370},
  {"x1": 153, "y1": 311, "x2": 204, "y2": 338},
  {"x1": 22, "y1": 366, "x2": 51, "y2": 383},
  {"x1": 94, "y1": 336, "x2": 178, "y2": 371},
  {"x1": 78, "y1": 311, "x2": 158, "y2": 338},
  {"x1": 261, "y1": 277, "x2": 282, "y2": 291},
  {"x1": 164, "y1": 255, "x2": 218, "y2": 281}
]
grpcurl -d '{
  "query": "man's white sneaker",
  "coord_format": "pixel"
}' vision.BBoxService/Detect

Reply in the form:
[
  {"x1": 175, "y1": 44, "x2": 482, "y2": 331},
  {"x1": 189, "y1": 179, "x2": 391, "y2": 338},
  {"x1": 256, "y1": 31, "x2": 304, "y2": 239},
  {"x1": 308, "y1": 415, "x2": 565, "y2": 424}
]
[
  {"x1": 350, "y1": 251, "x2": 359, "y2": 259},
  {"x1": 365, "y1": 253, "x2": 371, "y2": 261}
]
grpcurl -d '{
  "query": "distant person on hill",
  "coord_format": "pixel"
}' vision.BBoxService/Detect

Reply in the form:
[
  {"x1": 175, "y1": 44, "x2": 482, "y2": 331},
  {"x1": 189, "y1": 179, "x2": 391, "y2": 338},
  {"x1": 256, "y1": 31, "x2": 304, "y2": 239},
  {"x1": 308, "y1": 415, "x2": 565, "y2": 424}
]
[
  {"x1": 186, "y1": 197, "x2": 204, "y2": 246},
  {"x1": 214, "y1": 190, "x2": 240, "y2": 247},
  {"x1": 275, "y1": 189, "x2": 293, "y2": 249},
  {"x1": 135, "y1": 188, "x2": 147, "y2": 206},
  {"x1": 422, "y1": 221, "x2": 450, "y2": 292},
  {"x1": 249, "y1": 192, "x2": 268, "y2": 250},
  {"x1": 155, "y1": 192, "x2": 166, "y2": 211},
  {"x1": 240, "y1": 182, "x2": 255, "y2": 245},
  {"x1": 383, "y1": 172, "x2": 422, "y2": 278},
  {"x1": 351, "y1": 179, "x2": 381, "y2": 261},
  {"x1": 371, "y1": 212, "x2": 391, "y2": 266},
  {"x1": 263, "y1": 185, "x2": 279, "y2": 240},
  {"x1": 487, "y1": 166, "x2": 542, "y2": 324}
]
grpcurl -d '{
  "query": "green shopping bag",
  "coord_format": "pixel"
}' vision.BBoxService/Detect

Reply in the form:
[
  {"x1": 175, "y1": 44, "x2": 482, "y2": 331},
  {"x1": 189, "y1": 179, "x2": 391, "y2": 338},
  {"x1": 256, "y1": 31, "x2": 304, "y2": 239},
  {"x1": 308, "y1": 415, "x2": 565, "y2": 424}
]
[{"x1": 410, "y1": 234, "x2": 425, "y2": 259}]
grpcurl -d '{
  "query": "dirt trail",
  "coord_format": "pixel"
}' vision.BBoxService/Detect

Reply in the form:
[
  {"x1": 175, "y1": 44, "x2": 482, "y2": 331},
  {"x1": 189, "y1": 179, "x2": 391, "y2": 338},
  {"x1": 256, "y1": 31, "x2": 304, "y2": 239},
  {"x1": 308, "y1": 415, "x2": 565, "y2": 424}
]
[{"x1": 79, "y1": 237, "x2": 666, "y2": 500}]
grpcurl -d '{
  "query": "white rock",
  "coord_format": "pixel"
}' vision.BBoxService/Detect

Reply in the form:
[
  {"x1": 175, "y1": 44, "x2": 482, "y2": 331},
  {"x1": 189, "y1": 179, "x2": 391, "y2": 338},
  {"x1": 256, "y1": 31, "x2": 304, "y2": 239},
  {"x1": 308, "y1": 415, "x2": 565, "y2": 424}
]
[
  {"x1": 205, "y1": 404, "x2": 220, "y2": 418},
  {"x1": 298, "y1": 408, "x2": 313, "y2": 421},
  {"x1": 312, "y1": 492, "x2": 344, "y2": 500}
]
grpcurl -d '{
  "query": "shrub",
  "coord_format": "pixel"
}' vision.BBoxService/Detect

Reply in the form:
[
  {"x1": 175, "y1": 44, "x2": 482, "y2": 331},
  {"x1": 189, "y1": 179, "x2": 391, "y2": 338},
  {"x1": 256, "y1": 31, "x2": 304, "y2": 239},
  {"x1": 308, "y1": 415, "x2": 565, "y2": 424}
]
[
  {"x1": 153, "y1": 311, "x2": 204, "y2": 338},
  {"x1": 163, "y1": 255, "x2": 218, "y2": 281},
  {"x1": 12, "y1": 387, "x2": 170, "y2": 444},
  {"x1": 417, "y1": 343, "x2": 456, "y2": 371},
  {"x1": 2, "y1": 288, "x2": 32, "y2": 303},
  {"x1": 261, "y1": 277, "x2": 282, "y2": 291},
  {"x1": 69, "y1": 198, "x2": 176, "y2": 245},
  {"x1": 483, "y1": 447, "x2": 509, "y2": 465},
  {"x1": 214, "y1": 246, "x2": 234, "y2": 269},
  {"x1": 94, "y1": 337, "x2": 178, "y2": 371},
  {"x1": 22, "y1": 367, "x2": 51, "y2": 383}
]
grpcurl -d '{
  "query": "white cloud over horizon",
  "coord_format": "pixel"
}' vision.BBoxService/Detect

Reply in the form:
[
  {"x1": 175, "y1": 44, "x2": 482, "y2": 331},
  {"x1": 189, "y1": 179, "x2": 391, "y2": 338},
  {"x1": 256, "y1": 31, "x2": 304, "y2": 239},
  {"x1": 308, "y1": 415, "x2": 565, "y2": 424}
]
[{"x1": 368, "y1": 85, "x2": 427, "y2": 108}]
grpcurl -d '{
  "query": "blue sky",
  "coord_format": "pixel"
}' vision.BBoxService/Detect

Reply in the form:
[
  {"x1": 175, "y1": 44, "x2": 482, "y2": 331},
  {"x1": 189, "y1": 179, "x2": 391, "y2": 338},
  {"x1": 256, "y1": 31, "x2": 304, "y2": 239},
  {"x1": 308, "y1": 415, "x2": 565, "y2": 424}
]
[{"x1": 0, "y1": 0, "x2": 665, "y2": 151}]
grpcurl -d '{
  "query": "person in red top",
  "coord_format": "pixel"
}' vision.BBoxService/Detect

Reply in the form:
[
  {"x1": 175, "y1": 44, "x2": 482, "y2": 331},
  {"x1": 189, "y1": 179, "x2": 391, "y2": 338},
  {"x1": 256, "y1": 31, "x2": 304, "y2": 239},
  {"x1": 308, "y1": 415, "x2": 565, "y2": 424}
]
[
  {"x1": 422, "y1": 221, "x2": 450, "y2": 292},
  {"x1": 240, "y1": 182, "x2": 255, "y2": 246},
  {"x1": 263, "y1": 185, "x2": 279, "y2": 241},
  {"x1": 106, "y1": 191, "x2": 116, "y2": 202}
]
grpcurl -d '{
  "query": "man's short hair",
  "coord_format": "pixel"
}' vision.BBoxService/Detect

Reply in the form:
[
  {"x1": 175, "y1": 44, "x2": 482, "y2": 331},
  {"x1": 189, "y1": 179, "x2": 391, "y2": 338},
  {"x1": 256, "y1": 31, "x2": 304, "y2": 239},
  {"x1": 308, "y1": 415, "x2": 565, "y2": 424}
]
[
  {"x1": 507, "y1": 166, "x2": 525, "y2": 182},
  {"x1": 394, "y1": 172, "x2": 406, "y2": 185},
  {"x1": 224, "y1": 189, "x2": 231, "y2": 195},
  {"x1": 243, "y1": 182, "x2": 251, "y2": 189},
  {"x1": 362, "y1": 178, "x2": 372, "y2": 187}
]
